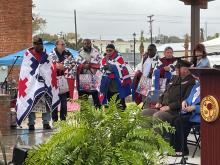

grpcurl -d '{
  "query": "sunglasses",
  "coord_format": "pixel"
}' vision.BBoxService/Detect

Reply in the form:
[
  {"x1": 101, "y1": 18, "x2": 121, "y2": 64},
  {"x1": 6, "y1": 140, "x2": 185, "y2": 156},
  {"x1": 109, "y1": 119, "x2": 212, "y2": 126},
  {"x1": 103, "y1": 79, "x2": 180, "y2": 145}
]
[
  {"x1": 106, "y1": 49, "x2": 114, "y2": 52},
  {"x1": 34, "y1": 42, "x2": 43, "y2": 45}
]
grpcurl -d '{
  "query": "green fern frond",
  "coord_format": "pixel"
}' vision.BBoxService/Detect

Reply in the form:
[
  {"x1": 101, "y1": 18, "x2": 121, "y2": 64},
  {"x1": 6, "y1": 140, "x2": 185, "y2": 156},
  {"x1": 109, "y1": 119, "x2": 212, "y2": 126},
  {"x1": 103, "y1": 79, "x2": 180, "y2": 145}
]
[{"x1": 25, "y1": 98, "x2": 174, "y2": 165}]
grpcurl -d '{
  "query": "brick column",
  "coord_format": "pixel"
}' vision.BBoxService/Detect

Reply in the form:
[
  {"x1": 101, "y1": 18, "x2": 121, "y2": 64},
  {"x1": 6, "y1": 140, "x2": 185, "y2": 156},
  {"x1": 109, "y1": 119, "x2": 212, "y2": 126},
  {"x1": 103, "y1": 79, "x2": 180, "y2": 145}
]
[
  {"x1": 0, "y1": 0, "x2": 32, "y2": 57},
  {"x1": 0, "y1": 95, "x2": 11, "y2": 133}
]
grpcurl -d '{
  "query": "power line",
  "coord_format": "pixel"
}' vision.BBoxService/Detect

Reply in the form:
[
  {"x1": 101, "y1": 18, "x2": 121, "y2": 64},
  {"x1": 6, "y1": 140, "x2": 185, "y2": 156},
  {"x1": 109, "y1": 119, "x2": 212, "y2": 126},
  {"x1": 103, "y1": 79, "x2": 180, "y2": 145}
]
[
  {"x1": 38, "y1": 13, "x2": 220, "y2": 28},
  {"x1": 36, "y1": 8, "x2": 220, "y2": 21},
  {"x1": 36, "y1": 9, "x2": 189, "y2": 18}
]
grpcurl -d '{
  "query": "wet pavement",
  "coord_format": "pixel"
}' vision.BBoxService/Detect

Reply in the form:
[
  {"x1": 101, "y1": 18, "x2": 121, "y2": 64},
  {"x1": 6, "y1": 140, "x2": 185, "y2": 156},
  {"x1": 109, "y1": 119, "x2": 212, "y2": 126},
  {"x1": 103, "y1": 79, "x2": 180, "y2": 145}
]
[{"x1": 0, "y1": 116, "x2": 55, "y2": 164}]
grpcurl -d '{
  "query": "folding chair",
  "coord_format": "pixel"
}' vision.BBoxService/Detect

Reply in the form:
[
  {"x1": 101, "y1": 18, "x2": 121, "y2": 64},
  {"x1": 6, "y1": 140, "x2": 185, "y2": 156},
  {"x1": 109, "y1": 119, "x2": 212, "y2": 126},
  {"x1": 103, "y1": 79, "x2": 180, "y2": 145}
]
[{"x1": 187, "y1": 124, "x2": 201, "y2": 158}]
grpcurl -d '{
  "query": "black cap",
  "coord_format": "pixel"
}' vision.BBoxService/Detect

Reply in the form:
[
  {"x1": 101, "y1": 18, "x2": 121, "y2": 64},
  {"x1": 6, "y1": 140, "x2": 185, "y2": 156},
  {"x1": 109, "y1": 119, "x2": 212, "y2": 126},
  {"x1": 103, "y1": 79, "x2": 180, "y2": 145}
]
[
  {"x1": 106, "y1": 44, "x2": 115, "y2": 50},
  {"x1": 33, "y1": 38, "x2": 43, "y2": 45},
  {"x1": 175, "y1": 60, "x2": 192, "y2": 68}
]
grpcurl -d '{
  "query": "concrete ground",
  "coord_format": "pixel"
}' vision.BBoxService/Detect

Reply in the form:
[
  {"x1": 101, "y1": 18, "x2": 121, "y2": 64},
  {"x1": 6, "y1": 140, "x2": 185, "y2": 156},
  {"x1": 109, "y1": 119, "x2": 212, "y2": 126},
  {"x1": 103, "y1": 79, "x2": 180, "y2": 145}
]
[
  {"x1": 165, "y1": 136, "x2": 201, "y2": 164},
  {"x1": 0, "y1": 116, "x2": 55, "y2": 164}
]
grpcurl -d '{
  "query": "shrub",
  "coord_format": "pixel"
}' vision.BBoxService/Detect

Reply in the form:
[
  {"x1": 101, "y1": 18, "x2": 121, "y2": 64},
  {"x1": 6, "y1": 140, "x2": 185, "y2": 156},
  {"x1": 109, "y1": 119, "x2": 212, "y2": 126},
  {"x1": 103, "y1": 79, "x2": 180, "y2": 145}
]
[{"x1": 25, "y1": 97, "x2": 174, "y2": 165}]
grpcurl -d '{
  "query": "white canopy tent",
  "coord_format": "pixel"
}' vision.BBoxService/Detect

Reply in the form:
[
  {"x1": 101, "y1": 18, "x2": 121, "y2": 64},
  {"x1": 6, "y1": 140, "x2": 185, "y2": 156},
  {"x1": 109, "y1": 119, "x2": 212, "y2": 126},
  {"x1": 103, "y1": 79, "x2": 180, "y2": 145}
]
[{"x1": 203, "y1": 38, "x2": 220, "y2": 66}]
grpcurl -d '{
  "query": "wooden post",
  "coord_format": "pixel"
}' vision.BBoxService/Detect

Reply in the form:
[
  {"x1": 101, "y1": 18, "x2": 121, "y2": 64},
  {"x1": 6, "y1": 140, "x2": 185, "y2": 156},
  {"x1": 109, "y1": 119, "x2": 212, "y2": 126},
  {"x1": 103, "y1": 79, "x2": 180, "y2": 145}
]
[
  {"x1": 184, "y1": 33, "x2": 189, "y2": 59},
  {"x1": 180, "y1": 0, "x2": 214, "y2": 53},
  {"x1": 191, "y1": 3, "x2": 200, "y2": 54}
]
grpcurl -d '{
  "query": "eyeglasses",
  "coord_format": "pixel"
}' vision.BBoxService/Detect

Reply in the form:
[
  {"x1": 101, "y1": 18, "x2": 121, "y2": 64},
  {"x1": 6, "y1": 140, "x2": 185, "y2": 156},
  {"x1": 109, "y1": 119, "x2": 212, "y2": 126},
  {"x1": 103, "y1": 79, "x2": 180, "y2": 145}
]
[{"x1": 106, "y1": 49, "x2": 114, "y2": 52}]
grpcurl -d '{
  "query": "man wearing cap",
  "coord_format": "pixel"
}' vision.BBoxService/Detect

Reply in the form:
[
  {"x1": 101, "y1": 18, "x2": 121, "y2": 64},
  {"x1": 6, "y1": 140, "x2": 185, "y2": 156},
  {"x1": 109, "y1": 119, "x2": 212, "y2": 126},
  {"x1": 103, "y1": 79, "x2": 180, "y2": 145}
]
[
  {"x1": 76, "y1": 39, "x2": 102, "y2": 108},
  {"x1": 16, "y1": 38, "x2": 59, "y2": 130},
  {"x1": 99, "y1": 44, "x2": 131, "y2": 110},
  {"x1": 142, "y1": 60, "x2": 195, "y2": 124}
]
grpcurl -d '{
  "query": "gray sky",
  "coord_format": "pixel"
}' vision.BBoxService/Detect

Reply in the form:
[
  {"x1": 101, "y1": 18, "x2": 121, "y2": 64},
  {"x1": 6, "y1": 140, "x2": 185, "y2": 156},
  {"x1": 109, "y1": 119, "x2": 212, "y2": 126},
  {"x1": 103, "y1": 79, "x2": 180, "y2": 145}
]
[{"x1": 33, "y1": 0, "x2": 220, "y2": 40}]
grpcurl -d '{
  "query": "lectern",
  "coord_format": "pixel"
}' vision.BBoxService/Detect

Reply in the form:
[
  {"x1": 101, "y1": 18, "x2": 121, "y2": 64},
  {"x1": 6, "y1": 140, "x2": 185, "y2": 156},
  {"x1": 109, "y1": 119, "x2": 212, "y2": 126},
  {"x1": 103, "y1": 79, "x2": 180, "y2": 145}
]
[{"x1": 190, "y1": 68, "x2": 220, "y2": 165}]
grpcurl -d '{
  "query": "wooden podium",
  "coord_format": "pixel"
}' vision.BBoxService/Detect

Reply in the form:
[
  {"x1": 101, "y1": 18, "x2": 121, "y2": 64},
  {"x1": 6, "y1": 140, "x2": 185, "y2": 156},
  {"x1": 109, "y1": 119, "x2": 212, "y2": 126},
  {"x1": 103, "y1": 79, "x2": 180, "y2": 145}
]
[{"x1": 190, "y1": 68, "x2": 220, "y2": 165}]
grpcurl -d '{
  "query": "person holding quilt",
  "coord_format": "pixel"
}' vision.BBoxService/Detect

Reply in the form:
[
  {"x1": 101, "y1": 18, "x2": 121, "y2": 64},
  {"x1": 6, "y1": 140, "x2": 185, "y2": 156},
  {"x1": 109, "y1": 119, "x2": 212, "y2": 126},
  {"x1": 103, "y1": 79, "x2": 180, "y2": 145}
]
[
  {"x1": 76, "y1": 39, "x2": 102, "y2": 108},
  {"x1": 152, "y1": 46, "x2": 176, "y2": 89},
  {"x1": 16, "y1": 38, "x2": 59, "y2": 130},
  {"x1": 99, "y1": 44, "x2": 132, "y2": 110},
  {"x1": 148, "y1": 47, "x2": 177, "y2": 103}
]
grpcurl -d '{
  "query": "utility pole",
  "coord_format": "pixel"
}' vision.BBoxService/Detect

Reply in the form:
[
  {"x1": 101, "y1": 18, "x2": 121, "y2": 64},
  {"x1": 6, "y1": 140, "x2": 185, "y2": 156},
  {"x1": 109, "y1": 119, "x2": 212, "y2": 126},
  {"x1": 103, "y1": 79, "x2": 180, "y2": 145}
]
[
  {"x1": 74, "y1": 10, "x2": 78, "y2": 50},
  {"x1": 147, "y1": 15, "x2": 154, "y2": 44}
]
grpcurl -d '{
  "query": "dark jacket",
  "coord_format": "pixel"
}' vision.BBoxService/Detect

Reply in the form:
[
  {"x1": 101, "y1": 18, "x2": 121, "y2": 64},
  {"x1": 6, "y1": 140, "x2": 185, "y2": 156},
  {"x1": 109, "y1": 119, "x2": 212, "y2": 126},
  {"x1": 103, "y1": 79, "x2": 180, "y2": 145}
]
[{"x1": 159, "y1": 74, "x2": 195, "y2": 114}]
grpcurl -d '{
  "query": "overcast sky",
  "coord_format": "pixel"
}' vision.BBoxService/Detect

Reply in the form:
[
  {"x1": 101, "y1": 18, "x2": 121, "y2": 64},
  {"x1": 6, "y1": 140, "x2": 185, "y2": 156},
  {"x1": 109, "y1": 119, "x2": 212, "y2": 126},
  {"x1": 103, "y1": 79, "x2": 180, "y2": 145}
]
[{"x1": 33, "y1": 0, "x2": 220, "y2": 40}]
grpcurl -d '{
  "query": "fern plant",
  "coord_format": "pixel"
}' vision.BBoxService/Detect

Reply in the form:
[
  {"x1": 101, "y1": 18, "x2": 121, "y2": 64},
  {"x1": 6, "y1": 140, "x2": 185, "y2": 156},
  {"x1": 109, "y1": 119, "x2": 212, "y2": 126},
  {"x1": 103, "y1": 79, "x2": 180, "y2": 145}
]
[{"x1": 25, "y1": 96, "x2": 174, "y2": 165}]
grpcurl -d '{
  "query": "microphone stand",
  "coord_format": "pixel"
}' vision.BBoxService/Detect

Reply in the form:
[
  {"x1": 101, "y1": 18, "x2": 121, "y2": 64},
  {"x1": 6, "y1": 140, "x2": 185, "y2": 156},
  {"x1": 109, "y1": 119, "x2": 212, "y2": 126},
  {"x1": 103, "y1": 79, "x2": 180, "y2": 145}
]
[{"x1": 1, "y1": 56, "x2": 20, "y2": 94}]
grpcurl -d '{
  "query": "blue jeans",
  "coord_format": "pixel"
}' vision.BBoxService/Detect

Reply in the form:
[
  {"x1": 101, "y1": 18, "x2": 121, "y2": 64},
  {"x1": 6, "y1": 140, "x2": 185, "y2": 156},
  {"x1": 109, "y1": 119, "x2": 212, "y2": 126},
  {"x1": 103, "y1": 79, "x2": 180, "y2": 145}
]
[{"x1": 28, "y1": 112, "x2": 51, "y2": 126}]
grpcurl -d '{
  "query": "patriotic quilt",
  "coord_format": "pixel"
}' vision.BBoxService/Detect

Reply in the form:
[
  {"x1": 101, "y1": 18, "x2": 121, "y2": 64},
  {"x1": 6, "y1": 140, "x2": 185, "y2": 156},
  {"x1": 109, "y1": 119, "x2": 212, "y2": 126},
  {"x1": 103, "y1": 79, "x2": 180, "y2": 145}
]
[{"x1": 16, "y1": 48, "x2": 59, "y2": 125}]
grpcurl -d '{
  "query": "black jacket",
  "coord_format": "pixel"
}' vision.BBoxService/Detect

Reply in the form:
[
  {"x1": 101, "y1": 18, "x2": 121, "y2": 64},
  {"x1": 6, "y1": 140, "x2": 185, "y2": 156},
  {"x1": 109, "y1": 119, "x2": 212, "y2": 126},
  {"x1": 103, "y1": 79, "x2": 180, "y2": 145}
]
[{"x1": 159, "y1": 74, "x2": 195, "y2": 114}]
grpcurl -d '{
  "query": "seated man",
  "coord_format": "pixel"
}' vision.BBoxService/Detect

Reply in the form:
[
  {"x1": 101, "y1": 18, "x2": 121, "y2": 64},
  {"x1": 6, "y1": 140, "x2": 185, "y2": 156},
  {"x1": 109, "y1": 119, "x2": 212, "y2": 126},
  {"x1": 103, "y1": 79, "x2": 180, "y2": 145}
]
[
  {"x1": 171, "y1": 81, "x2": 200, "y2": 156},
  {"x1": 142, "y1": 60, "x2": 195, "y2": 124}
]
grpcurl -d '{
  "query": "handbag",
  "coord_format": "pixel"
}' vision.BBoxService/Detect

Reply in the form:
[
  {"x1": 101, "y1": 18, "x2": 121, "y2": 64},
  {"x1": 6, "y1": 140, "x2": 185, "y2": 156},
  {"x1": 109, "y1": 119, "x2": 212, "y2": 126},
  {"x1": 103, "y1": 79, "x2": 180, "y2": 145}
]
[
  {"x1": 136, "y1": 75, "x2": 167, "y2": 96},
  {"x1": 57, "y1": 75, "x2": 69, "y2": 94},
  {"x1": 136, "y1": 75, "x2": 151, "y2": 96},
  {"x1": 79, "y1": 70, "x2": 102, "y2": 92}
]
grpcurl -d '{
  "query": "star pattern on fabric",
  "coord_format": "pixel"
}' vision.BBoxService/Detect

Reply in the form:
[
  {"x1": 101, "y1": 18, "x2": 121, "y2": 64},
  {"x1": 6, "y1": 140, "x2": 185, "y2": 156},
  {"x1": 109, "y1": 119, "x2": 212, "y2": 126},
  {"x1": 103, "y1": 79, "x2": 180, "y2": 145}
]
[{"x1": 18, "y1": 78, "x2": 28, "y2": 98}]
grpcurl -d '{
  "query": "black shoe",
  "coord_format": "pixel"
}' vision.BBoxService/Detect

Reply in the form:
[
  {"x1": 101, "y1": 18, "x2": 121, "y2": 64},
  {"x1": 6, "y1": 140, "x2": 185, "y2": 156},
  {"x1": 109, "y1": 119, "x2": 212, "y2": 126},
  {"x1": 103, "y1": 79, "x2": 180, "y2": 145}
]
[
  {"x1": 43, "y1": 124, "x2": 52, "y2": 130},
  {"x1": 29, "y1": 125, "x2": 35, "y2": 131}
]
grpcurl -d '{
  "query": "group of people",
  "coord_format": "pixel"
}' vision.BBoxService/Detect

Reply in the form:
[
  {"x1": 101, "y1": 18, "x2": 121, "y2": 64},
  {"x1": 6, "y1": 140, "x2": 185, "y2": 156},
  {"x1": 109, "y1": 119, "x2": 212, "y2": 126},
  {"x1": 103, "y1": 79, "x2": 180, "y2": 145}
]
[
  {"x1": 16, "y1": 37, "x2": 132, "y2": 130},
  {"x1": 16, "y1": 37, "x2": 210, "y2": 156},
  {"x1": 140, "y1": 43, "x2": 210, "y2": 156}
]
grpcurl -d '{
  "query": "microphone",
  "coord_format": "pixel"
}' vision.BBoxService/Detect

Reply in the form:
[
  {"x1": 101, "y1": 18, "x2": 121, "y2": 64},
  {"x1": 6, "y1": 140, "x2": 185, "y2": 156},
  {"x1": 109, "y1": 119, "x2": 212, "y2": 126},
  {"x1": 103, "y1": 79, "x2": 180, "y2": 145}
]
[
  {"x1": 207, "y1": 52, "x2": 220, "y2": 56},
  {"x1": 213, "y1": 64, "x2": 220, "y2": 69}
]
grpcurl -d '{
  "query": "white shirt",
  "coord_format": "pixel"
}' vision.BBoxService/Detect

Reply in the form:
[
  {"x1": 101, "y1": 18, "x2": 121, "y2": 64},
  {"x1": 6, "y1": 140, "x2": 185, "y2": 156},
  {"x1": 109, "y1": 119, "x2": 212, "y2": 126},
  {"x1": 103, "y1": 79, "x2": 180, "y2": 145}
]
[{"x1": 142, "y1": 55, "x2": 159, "y2": 77}]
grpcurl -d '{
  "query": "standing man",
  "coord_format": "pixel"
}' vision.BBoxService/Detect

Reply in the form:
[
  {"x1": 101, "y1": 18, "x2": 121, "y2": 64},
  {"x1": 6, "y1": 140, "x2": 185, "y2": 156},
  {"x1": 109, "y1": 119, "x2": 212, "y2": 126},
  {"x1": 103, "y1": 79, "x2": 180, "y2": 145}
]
[
  {"x1": 132, "y1": 44, "x2": 158, "y2": 105},
  {"x1": 50, "y1": 39, "x2": 72, "y2": 122},
  {"x1": 76, "y1": 39, "x2": 102, "y2": 108},
  {"x1": 16, "y1": 38, "x2": 59, "y2": 130}
]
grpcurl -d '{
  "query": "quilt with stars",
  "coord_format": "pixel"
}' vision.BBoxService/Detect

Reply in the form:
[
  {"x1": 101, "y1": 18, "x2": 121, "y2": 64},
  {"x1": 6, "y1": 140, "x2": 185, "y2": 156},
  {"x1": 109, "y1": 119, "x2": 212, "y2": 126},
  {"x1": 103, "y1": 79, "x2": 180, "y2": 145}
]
[{"x1": 16, "y1": 48, "x2": 59, "y2": 125}]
